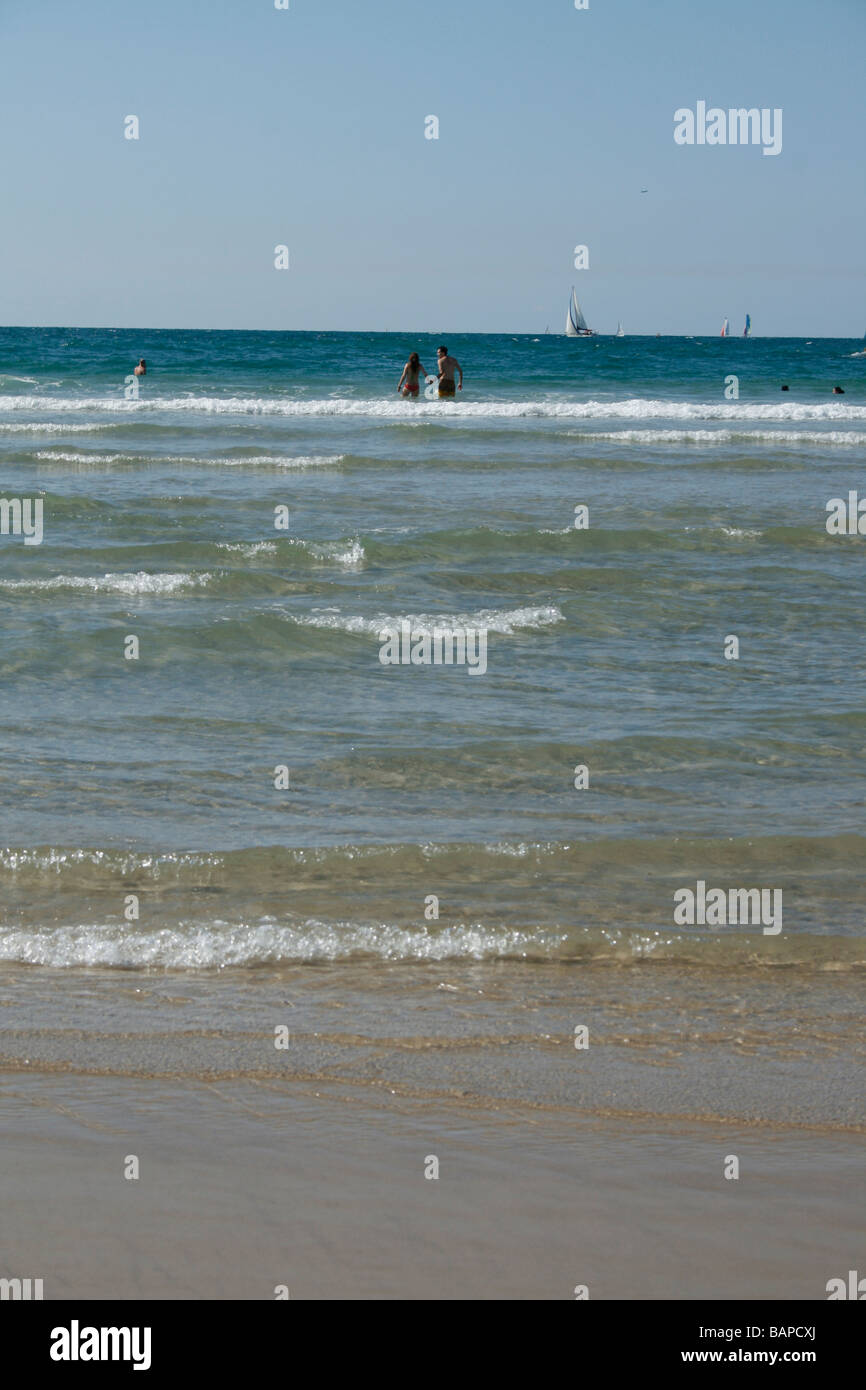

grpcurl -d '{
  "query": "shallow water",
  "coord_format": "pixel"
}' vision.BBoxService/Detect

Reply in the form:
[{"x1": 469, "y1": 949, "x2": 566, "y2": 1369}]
[{"x1": 1, "y1": 329, "x2": 864, "y2": 1007}]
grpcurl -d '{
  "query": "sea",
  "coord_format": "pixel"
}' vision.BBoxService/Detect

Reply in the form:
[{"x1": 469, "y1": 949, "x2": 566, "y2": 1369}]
[{"x1": 0, "y1": 327, "x2": 864, "y2": 1135}]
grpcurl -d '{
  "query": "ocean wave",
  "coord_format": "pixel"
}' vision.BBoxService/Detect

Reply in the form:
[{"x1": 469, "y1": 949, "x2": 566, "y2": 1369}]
[
  {"x1": 0, "y1": 916, "x2": 862, "y2": 970},
  {"x1": 33, "y1": 450, "x2": 345, "y2": 468},
  {"x1": 567, "y1": 428, "x2": 866, "y2": 446},
  {"x1": 295, "y1": 604, "x2": 564, "y2": 636},
  {"x1": 0, "y1": 919, "x2": 552, "y2": 968},
  {"x1": 0, "y1": 846, "x2": 226, "y2": 876},
  {"x1": 0, "y1": 571, "x2": 210, "y2": 595},
  {"x1": 0, "y1": 422, "x2": 119, "y2": 433},
  {"x1": 216, "y1": 541, "x2": 279, "y2": 557},
  {"x1": 1, "y1": 839, "x2": 863, "y2": 969},
  {"x1": 682, "y1": 525, "x2": 763, "y2": 539},
  {"x1": 303, "y1": 538, "x2": 365, "y2": 568},
  {"x1": 217, "y1": 537, "x2": 364, "y2": 567},
  {"x1": 5, "y1": 834, "x2": 862, "y2": 882},
  {"x1": 34, "y1": 451, "x2": 150, "y2": 465},
  {"x1": 3, "y1": 394, "x2": 866, "y2": 422}
]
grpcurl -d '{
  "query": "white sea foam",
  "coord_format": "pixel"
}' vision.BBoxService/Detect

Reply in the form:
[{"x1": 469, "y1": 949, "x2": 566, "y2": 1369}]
[
  {"x1": 304, "y1": 538, "x2": 365, "y2": 568},
  {"x1": 33, "y1": 449, "x2": 345, "y2": 468},
  {"x1": 34, "y1": 451, "x2": 141, "y2": 464},
  {"x1": 216, "y1": 537, "x2": 364, "y2": 566},
  {"x1": 3, "y1": 394, "x2": 865, "y2": 422},
  {"x1": 198, "y1": 454, "x2": 345, "y2": 468},
  {"x1": 684, "y1": 525, "x2": 763, "y2": 539},
  {"x1": 0, "y1": 846, "x2": 226, "y2": 873},
  {"x1": 570, "y1": 427, "x2": 866, "y2": 446},
  {"x1": 0, "y1": 422, "x2": 118, "y2": 433},
  {"x1": 0, "y1": 571, "x2": 210, "y2": 595},
  {"x1": 296, "y1": 604, "x2": 564, "y2": 636},
  {"x1": 0, "y1": 918, "x2": 553, "y2": 968},
  {"x1": 217, "y1": 541, "x2": 279, "y2": 557}
]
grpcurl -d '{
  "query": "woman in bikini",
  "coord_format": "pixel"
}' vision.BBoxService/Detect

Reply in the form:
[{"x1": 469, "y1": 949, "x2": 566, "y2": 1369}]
[{"x1": 397, "y1": 351, "x2": 429, "y2": 399}]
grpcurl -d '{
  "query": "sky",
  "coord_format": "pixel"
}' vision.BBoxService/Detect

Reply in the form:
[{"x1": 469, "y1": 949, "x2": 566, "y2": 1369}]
[{"x1": 1, "y1": 0, "x2": 864, "y2": 335}]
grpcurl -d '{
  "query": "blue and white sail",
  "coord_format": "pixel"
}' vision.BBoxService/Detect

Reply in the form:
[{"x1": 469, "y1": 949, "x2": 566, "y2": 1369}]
[{"x1": 743, "y1": 313, "x2": 751, "y2": 337}]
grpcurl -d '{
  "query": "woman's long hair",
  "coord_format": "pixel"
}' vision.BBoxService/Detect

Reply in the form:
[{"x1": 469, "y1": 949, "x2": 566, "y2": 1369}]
[{"x1": 408, "y1": 352, "x2": 420, "y2": 370}]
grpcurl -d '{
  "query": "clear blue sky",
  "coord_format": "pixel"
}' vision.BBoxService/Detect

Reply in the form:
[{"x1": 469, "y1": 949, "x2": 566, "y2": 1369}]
[{"x1": 1, "y1": 0, "x2": 863, "y2": 334}]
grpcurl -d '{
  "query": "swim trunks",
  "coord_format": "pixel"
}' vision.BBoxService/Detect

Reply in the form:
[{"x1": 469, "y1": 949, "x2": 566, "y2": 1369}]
[
  {"x1": 403, "y1": 383, "x2": 419, "y2": 396},
  {"x1": 438, "y1": 379, "x2": 456, "y2": 398}
]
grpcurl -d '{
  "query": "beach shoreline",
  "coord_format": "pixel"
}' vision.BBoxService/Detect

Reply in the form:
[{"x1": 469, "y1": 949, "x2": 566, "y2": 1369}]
[
  {"x1": 2, "y1": 328, "x2": 864, "y2": 1301},
  {"x1": 1, "y1": 956, "x2": 862, "y2": 1300},
  {"x1": 2, "y1": 1066, "x2": 860, "y2": 1301}
]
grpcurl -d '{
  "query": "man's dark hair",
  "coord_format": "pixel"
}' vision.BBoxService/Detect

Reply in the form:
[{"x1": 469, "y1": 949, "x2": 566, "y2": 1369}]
[{"x1": 438, "y1": 345, "x2": 447, "y2": 355}]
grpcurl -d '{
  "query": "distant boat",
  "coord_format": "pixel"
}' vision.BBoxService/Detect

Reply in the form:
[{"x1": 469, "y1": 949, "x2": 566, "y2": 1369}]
[
  {"x1": 721, "y1": 318, "x2": 729, "y2": 337},
  {"x1": 566, "y1": 287, "x2": 595, "y2": 337},
  {"x1": 615, "y1": 321, "x2": 624, "y2": 337},
  {"x1": 743, "y1": 313, "x2": 751, "y2": 337}
]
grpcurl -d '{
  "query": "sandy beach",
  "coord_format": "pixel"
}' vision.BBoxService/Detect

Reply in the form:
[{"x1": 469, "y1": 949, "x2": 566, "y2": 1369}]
[
  {"x1": 2, "y1": 0, "x2": 866, "y2": 1316},
  {"x1": 1, "y1": 958, "x2": 862, "y2": 1300}
]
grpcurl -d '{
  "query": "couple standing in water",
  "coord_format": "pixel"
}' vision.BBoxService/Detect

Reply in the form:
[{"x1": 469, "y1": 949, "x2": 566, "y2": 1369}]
[{"x1": 398, "y1": 345, "x2": 463, "y2": 399}]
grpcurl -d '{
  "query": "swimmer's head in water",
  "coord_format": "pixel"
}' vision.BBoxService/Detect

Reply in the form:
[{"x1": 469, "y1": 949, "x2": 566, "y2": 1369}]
[{"x1": 833, "y1": 386, "x2": 845, "y2": 394}]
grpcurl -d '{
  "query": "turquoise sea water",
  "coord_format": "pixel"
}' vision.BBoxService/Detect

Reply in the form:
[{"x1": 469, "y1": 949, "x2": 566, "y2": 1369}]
[{"x1": 1, "y1": 327, "x2": 864, "y2": 968}]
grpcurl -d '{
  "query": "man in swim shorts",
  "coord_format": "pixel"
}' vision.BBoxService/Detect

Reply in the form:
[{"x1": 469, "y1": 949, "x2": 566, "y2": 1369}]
[{"x1": 436, "y1": 346, "x2": 463, "y2": 398}]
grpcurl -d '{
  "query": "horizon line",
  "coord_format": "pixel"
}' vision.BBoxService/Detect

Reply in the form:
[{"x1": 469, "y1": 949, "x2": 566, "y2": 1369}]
[{"x1": 1, "y1": 324, "x2": 863, "y2": 340}]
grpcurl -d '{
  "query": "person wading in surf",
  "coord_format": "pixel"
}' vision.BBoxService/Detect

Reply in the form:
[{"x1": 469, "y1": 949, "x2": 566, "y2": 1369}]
[
  {"x1": 436, "y1": 346, "x2": 463, "y2": 398},
  {"x1": 397, "y1": 351, "x2": 428, "y2": 398}
]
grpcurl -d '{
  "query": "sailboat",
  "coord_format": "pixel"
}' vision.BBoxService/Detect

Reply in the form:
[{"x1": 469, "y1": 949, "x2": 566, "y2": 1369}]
[
  {"x1": 566, "y1": 287, "x2": 595, "y2": 337},
  {"x1": 615, "y1": 321, "x2": 624, "y2": 337},
  {"x1": 743, "y1": 313, "x2": 751, "y2": 337},
  {"x1": 720, "y1": 318, "x2": 729, "y2": 337}
]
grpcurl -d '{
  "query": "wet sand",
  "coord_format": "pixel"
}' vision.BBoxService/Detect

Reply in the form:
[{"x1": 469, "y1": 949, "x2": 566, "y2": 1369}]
[
  {"x1": 0, "y1": 959, "x2": 862, "y2": 1299},
  {"x1": 1, "y1": 1076, "x2": 862, "y2": 1300}
]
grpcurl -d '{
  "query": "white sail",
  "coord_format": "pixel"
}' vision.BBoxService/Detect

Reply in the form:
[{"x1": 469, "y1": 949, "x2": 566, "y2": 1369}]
[
  {"x1": 721, "y1": 318, "x2": 729, "y2": 337},
  {"x1": 615, "y1": 321, "x2": 624, "y2": 337},
  {"x1": 566, "y1": 288, "x2": 590, "y2": 336}
]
